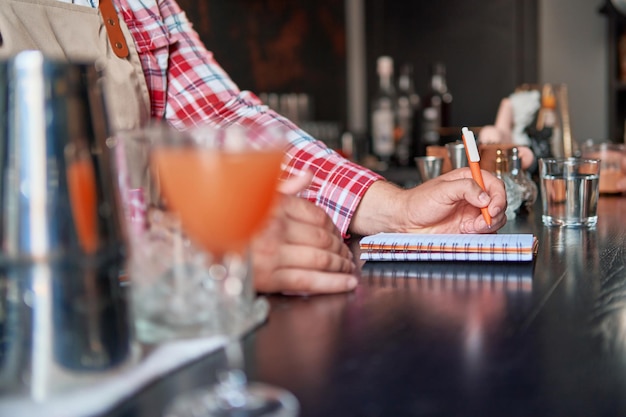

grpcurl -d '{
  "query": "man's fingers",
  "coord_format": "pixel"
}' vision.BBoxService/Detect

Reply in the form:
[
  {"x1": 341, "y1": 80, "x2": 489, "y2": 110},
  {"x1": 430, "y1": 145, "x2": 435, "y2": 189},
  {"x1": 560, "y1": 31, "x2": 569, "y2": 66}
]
[
  {"x1": 268, "y1": 269, "x2": 358, "y2": 295},
  {"x1": 278, "y1": 171, "x2": 314, "y2": 195},
  {"x1": 276, "y1": 245, "x2": 356, "y2": 274},
  {"x1": 279, "y1": 195, "x2": 343, "y2": 237},
  {"x1": 279, "y1": 220, "x2": 351, "y2": 258}
]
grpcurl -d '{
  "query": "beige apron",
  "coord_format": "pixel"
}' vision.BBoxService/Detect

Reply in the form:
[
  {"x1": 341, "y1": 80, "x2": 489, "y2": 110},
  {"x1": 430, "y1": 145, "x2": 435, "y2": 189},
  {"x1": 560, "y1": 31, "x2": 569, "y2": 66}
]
[{"x1": 0, "y1": 0, "x2": 151, "y2": 132}]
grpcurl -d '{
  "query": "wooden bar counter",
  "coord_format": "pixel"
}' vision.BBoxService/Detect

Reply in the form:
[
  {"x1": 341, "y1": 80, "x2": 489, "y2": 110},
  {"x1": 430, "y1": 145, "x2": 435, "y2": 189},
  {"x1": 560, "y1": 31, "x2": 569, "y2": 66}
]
[{"x1": 109, "y1": 195, "x2": 626, "y2": 417}]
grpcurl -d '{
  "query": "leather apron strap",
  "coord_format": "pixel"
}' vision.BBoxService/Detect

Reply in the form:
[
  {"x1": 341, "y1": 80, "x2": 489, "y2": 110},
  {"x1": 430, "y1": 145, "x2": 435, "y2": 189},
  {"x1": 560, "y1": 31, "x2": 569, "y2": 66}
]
[{"x1": 99, "y1": 0, "x2": 129, "y2": 59}]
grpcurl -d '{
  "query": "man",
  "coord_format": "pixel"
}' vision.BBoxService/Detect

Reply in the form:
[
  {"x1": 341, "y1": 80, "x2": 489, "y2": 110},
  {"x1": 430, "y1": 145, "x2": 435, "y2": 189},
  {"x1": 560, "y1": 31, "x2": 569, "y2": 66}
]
[{"x1": 1, "y1": 0, "x2": 507, "y2": 295}]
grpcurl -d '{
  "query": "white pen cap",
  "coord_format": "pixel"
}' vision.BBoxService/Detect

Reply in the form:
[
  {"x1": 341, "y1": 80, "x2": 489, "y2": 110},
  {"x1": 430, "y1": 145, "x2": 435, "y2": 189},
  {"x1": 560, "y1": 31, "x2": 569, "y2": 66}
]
[{"x1": 462, "y1": 127, "x2": 480, "y2": 162}]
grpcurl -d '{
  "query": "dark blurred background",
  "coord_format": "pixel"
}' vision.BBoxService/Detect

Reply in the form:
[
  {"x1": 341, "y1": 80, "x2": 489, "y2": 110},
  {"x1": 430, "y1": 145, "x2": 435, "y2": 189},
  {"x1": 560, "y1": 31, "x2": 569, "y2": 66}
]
[{"x1": 176, "y1": 0, "x2": 609, "y2": 147}]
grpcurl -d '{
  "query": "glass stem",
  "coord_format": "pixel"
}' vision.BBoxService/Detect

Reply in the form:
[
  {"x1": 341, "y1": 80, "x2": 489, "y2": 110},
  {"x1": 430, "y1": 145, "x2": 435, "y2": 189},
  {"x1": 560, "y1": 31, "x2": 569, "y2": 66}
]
[{"x1": 216, "y1": 340, "x2": 249, "y2": 408}]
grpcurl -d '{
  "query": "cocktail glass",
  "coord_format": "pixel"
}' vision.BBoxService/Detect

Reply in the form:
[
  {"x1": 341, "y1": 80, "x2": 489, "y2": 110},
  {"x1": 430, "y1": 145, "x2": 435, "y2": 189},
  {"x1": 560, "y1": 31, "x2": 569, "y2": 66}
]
[{"x1": 155, "y1": 123, "x2": 300, "y2": 417}]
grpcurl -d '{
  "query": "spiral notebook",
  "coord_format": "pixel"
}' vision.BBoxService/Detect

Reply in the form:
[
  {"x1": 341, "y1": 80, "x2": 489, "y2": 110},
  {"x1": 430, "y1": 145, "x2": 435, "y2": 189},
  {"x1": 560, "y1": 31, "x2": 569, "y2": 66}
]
[{"x1": 359, "y1": 233, "x2": 538, "y2": 262}]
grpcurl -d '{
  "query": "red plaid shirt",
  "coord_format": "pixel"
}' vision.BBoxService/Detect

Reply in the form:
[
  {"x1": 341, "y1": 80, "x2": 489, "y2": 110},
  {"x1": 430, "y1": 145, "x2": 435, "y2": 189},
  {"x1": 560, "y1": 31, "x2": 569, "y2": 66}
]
[{"x1": 112, "y1": 0, "x2": 382, "y2": 235}]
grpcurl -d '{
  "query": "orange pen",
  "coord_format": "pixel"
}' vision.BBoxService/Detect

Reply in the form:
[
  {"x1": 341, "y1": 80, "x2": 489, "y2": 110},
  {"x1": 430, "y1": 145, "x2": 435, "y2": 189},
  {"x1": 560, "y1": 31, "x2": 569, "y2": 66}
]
[{"x1": 461, "y1": 127, "x2": 492, "y2": 228}]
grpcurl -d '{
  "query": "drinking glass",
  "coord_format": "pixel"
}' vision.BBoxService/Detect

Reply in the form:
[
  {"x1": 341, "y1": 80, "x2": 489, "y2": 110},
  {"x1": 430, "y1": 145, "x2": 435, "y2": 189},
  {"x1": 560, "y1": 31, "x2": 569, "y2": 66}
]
[
  {"x1": 414, "y1": 155, "x2": 443, "y2": 182},
  {"x1": 538, "y1": 157, "x2": 600, "y2": 228},
  {"x1": 152, "y1": 123, "x2": 300, "y2": 417},
  {"x1": 445, "y1": 140, "x2": 468, "y2": 169},
  {"x1": 120, "y1": 125, "x2": 221, "y2": 344}
]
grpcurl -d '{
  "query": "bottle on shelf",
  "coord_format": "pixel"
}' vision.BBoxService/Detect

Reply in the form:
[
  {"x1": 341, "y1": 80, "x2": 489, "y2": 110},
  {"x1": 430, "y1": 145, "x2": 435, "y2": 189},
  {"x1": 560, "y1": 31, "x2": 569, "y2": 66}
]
[
  {"x1": 494, "y1": 148, "x2": 523, "y2": 219},
  {"x1": 394, "y1": 63, "x2": 421, "y2": 166},
  {"x1": 537, "y1": 84, "x2": 563, "y2": 158},
  {"x1": 509, "y1": 147, "x2": 538, "y2": 209},
  {"x1": 371, "y1": 55, "x2": 397, "y2": 168},
  {"x1": 420, "y1": 62, "x2": 453, "y2": 149}
]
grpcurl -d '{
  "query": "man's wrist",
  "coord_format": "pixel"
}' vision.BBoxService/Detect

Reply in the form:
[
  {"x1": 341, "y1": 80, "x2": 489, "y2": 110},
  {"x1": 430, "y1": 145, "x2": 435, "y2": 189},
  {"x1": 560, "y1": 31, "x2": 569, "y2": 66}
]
[{"x1": 348, "y1": 180, "x2": 406, "y2": 236}]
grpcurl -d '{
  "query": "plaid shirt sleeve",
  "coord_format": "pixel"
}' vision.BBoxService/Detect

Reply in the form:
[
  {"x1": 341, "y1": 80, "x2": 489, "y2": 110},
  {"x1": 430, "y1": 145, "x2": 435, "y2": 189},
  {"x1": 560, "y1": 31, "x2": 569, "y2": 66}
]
[{"x1": 115, "y1": 0, "x2": 383, "y2": 236}]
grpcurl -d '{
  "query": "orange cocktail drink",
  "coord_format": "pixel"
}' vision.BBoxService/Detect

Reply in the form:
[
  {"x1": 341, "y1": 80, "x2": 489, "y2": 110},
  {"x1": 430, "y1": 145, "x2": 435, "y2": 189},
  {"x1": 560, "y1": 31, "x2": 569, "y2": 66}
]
[
  {"x1": 151, "y1": 148, "x2": 284, "y2": 255},
  {"x1": 146, "y1": 124, "x2": 301, "y2": 416}
]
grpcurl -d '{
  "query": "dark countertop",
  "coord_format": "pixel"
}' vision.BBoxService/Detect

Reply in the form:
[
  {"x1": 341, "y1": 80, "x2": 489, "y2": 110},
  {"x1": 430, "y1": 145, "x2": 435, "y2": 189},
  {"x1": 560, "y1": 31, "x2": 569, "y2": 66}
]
[{"x1": 108, "y1": 195, "x2": 626, "y2": 417}]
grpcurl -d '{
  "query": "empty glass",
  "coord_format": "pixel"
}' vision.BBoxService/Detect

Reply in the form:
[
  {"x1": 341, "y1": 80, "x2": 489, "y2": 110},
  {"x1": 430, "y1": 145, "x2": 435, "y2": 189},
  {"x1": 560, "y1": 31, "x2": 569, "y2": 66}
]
[
  {"x1": 415, "y1": 156, "x2": 443, "y2": 182},
  {"x1": 445, "y1": 141, "x2": 468, "y2": 169},
  {"x1": 117, "y1": 125, "x2": 220, "y2": 344}
]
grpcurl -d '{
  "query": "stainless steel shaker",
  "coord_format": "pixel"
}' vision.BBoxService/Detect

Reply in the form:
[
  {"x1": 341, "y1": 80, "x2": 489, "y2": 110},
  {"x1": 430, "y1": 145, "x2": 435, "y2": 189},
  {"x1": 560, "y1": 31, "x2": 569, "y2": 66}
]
[{"x1": 0, "y1": 51, "x2": 133, "y2": 401}]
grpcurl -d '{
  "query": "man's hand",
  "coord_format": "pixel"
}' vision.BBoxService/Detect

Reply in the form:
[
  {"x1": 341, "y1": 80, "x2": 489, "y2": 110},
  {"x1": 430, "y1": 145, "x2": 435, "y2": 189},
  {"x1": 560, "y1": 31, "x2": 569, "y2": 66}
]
[
  {"x1": 250, "y1": 172, "x2": 358, "y2": 295},
  {"x1": 350, "y1": 167, "x2": 508, "y2": 236}
]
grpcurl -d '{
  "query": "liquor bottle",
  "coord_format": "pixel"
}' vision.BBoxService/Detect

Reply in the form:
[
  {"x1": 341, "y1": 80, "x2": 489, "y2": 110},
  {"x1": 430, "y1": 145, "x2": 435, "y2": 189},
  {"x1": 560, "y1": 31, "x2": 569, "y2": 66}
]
[
  {"x1": 494, "y1": 149, "x2": 523, "y2": 219},
  {"x1": 540, "y1": 84, "x2": 563, "y2": 158},
  {"x1": 371, "y1": 56, "x2": 396, "y2": 167},
  {"x1": 420, "y1": 62, "x2": 453, "y2": 148},
  {"x1": 509, "y1": 147, "x2": 538, "y2": 209},
  {"x1": 395, "y1": 63, "x2": 421, "y2": 166}
]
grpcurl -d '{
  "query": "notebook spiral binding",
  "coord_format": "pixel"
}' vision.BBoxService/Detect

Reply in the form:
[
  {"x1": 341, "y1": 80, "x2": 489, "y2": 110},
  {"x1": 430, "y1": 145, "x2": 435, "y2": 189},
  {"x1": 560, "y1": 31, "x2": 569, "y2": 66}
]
[{"x1": 360, "y1": 233, "x2": 537, "y2": 262}]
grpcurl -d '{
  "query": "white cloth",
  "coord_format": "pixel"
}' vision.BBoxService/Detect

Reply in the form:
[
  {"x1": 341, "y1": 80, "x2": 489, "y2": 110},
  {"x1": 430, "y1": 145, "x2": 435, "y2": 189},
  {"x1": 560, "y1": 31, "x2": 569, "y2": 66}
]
[
  {"x1": 509, "y1": 90, "x2": 541, "y2": 146},
  {"x1": 0, "y1": 294, "x2": 270, "y2": 417},
  {"x1": 0, "y1": 337, "x2": 228, "y2": 417}
]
